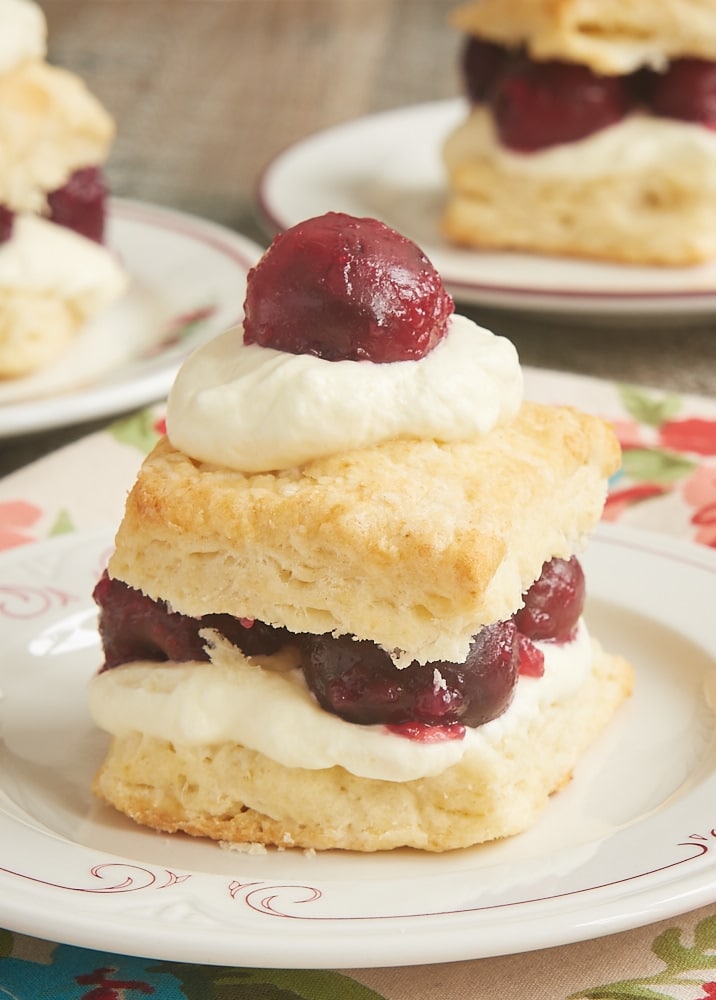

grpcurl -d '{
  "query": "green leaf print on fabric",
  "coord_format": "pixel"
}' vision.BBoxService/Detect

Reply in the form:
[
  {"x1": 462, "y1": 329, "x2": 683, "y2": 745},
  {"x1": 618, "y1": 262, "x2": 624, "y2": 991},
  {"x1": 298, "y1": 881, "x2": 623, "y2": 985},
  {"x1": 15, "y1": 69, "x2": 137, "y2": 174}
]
[
  {"x1": 618, "y1": 385, "x2": 683, "y2": 428},
  {"x1": 49, "y1": 508, "x2": 75, "y2": 536},
  {"x1": 150, "y1": 964, "x2": 387, "y2": 1000},
  {"x1": 571, "y1": 914, "x2": 716, "y2": 1000},
  {"x1": 620, "y1": 447, "x2": 696, "y2": 484},
  {"x1": 108, "y1": 407, "x2": 162, "y2": 454}
]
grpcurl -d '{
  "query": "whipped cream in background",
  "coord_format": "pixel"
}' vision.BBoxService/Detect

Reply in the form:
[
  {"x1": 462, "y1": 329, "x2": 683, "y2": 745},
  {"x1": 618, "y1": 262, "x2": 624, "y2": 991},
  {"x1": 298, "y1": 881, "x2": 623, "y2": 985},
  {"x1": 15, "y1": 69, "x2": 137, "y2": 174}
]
[
  {"x1": 447, "y1": 106, "x2": 716, "y2": 182},
  {"x1": 0, "y1": 214, "x2": 127, "y2": 312},
  {"x1": 167, "y1": 314, "x2": 523, "y2": 473},
  {"x1": 88, "y1": 622, "x2": 592, "y2": 784},
  {"x1": 0, "y1": 0, "x2": 45, "y2": 75}
]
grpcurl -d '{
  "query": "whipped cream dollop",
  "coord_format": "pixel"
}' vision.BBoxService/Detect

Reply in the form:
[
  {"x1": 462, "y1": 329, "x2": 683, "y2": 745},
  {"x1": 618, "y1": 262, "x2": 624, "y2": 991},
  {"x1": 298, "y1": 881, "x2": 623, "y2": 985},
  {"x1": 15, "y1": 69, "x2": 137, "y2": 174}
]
[
  {"x1": 88, "y1": 622, "x2": 593, "y2": 783},
  {"x1": 0, "y1": 214, "x2": 127, "y2": 311},
  {"x1": 446, "y1": 107, "x2": 716, "y2": 182},
  {"x1": 0, "y1": 0, "x2": 45, "y2": 75},
  {"x1": 167, "y1": 313, "x2": 523, "y2": 473}
]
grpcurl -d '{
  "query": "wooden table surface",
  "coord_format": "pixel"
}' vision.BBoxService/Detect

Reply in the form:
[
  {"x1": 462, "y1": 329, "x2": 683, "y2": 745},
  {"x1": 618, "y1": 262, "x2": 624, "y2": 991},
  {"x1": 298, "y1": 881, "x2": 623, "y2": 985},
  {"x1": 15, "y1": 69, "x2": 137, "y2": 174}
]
[{"x1": 3, "y1": 0, "x2": 716, "y2": 474}]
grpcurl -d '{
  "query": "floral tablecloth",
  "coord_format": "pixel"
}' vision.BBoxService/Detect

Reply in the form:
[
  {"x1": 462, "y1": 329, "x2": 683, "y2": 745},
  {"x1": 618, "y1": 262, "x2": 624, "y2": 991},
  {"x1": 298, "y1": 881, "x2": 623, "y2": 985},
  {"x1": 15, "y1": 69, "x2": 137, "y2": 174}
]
[{"x1": 0, "y1": 367, "x2": 715, "y2": 1000}]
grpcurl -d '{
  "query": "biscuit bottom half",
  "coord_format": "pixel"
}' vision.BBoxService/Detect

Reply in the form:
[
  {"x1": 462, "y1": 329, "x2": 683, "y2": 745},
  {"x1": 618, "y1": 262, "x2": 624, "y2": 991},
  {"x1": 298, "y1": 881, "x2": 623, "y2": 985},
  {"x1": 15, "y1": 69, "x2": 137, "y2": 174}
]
[{"x1": 92, "y1": 641, "x2": 633, "y2": 853}]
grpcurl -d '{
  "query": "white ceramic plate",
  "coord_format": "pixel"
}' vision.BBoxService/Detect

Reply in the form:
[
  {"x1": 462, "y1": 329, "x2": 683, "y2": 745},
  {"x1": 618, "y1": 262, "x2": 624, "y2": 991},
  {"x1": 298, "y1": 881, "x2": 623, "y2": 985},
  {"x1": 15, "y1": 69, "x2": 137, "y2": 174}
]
[
  {"x1": 0, "y1": 199, "x2": 263, "y2": 438},
  {"x1": 258, "y1": 99, "x2": 716, "y2": 317},
  {"x1": 0, "y1": 524, "x2": 715, "y2": 969}
]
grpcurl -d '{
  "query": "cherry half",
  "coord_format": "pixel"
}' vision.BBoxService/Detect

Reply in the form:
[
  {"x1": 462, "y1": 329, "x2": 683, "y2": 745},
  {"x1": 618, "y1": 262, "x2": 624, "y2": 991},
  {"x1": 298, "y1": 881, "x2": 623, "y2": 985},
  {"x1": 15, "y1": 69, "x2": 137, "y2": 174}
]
[{"x1": 243, "y1": 212, "x2": 454, "y2": 362}]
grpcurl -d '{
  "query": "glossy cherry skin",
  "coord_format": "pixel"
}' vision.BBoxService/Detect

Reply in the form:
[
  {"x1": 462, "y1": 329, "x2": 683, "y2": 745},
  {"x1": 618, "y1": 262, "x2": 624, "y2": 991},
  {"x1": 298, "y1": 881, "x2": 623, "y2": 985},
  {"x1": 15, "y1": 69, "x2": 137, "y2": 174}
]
[
  {"x1": 513, "y1": 556, "x2": 585, "y2": 642},
  {"x1": 243, "y1": 212, "x2": 454, "y2": 363},
  {"x1": 93, "y1": 571, "x2": 289, "y2": 670},
  {"x1": 302, "y1": 620, "x2": 519, "y2": 727}
]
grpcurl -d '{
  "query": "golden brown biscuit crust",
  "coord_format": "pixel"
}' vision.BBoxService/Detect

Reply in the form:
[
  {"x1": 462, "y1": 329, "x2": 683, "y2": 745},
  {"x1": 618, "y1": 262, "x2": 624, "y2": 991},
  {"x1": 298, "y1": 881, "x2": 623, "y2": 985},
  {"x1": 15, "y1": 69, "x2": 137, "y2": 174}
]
[
  {"x1": 92, "y1": 642, "x2": 634, "y2": 852},
  {"x1": 0, "y1": 287, "x2": 78, "y2": 376},
  {"x1": 108, "y1": 402, "x2": 620, "y2": 665},
  {"x1": 450, "y1": 0, "x2": 716, "y2": 73},
  {"x1": 442, "y1": 108, "x2": 716, "y2": 266}
]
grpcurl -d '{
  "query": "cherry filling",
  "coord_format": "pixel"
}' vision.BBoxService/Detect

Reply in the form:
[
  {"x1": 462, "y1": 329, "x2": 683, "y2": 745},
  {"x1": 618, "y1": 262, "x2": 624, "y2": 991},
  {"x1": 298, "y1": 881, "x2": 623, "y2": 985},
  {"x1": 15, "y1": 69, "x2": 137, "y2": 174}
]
[
  {"x1": 92, "y1": 571, "x2": 290, "y2": 670},
  {"x1": 491, "y1": 58, "x2": 633, "y2": 152},
  {"x1": 0, "y1": 166, "x2": 108, "y2": 248},
  {"x1": 462, "y1": 38, "x2": 716, "y2": 149},
  {"x1": 648, "y1": 57, "x2": 716, "y2": 128},
  {"x1": 46, "y1": 166, "x2": 108, "y2": 243},
  {"x1": 0, "y1": 206, "x2": 13, "y2": 245},
  {"x1": 462, "y1": 37, "x2": 511, "y2": 103},
  {"x1": 93, "y1": 556, "x2": 584, "y2": 730},
  {"x1": 303, "y1": 622, "x2": 518, "y2": 727}
]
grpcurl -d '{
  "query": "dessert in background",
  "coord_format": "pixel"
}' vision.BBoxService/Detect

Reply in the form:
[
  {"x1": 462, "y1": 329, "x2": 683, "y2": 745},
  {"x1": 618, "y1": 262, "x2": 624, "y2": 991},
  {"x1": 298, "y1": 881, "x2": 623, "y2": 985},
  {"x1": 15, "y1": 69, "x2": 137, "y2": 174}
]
[
  {"x1": 442, "y1": 0, "x2": 716, "y2": 265},
  {"x1": 88, "y1": 212, "x2": 633, "y2": 853},
  {"x1": 0, "y1": 0, "x2": 126, "y2": 378}
]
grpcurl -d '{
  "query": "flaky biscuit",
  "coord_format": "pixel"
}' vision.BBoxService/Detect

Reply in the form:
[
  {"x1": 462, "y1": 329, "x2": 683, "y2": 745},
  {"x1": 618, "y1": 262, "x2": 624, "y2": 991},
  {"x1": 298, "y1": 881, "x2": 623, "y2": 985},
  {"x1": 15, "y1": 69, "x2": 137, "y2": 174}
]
[
  {"x1": 0, "y1": 286, "x2": 79, "y2": 376},
  {"x1": 0, "y1": 215, "x2": 128, "y2": 377},
  {"x1": 450, "y1": 0, "x2": 716, "y2": 74},
  {"x1": 91, "y1": 640, "x2": 633, "y2": 852},
  {"x1": 442, "y1": 110, "x2": 716, "y2": 265},
  {"x1": 0, "y1": 59, "x2": 114, "y2": 213},
  {"x1": 108, "y1": 401, "x2": 619, "y2": 666}
]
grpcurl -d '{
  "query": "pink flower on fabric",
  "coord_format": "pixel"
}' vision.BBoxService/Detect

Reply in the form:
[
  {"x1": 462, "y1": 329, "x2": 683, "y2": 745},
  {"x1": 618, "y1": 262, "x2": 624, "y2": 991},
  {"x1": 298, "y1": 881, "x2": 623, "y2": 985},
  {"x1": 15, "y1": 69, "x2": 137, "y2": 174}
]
[
  {"x1": 0, "y1": 500, "x2": 42, "y2": 550},
  {"x1": 697, "y1": 983, "x2": 716, "y2": 999},
  {"x1": 682, "y1": 465, "x2": 716, "y2": 547},
  {"x1": 611, "y1": 418, "x2": 647, "y2": 450},
  {"x1": 659, "y1": 417, "x2": 716, "y2": 456}
]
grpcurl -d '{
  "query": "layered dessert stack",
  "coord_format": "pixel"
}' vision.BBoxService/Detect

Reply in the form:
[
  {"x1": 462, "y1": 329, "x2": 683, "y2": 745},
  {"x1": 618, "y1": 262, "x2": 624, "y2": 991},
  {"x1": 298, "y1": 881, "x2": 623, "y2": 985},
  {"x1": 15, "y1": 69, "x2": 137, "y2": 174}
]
[
  {"x1": 88, "y1": 211, "x2": 633, "y2": 853},
  {"x1": 442, "y1": 0, "x2": 716, "y2": 264},
  {"x1": 0, "y1": 0, "x2": 126, "y2": 378}
]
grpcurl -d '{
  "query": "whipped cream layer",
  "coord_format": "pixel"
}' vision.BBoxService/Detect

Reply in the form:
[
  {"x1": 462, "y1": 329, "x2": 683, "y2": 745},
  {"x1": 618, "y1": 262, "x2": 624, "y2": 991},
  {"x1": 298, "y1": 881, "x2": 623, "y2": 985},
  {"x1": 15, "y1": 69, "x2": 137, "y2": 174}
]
[
  {"x1": 446, "y1": 107, "x2": 716, "y2": 182},
  {"x1": 0, "y1": 213, "x2": 127, "y2": 312},
  {"x1": 88, "y1": 622, "x2": 592, "y2": 783},
  {"x1": 167, "y1": 314, "x2": 523, "y2": 473},
  {"x1": 0, "y1": 0, "x2": 45, "y2": 75}
]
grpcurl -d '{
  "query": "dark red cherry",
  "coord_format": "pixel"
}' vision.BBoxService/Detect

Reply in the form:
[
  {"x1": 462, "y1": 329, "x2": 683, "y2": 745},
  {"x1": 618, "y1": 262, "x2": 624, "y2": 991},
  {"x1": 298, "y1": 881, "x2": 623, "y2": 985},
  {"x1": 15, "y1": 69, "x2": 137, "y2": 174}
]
[
  {"x1": 0, "y1": 205, "x2": 13, "y2": 244},
  {"x1": 243, "y1": 212, "x2": 454, "y2": 362},
  {"x1": 93, "y1": 571, "x2": 289, "y2": 670},
  {"x1": 491, "y1": 58, "x2": 633, "y2": 151},
  {"x1": 302, "y1": 620, "x2": 519, "y2": 728},
  {"x1": 47, "y1": 166, "x2": 108, "y2": 243},
  {"x1": 516, "y1": 632, "x2": 545, "y2": 676},
  {"x1": 513, "y1": 556, "x2": 585, "y2": 642},
  {"x1": 649, "y1": 58, "x2": 716, "y2": 128},
  {"x1": 462, "y1": 37, "x2": 511, "y2": 102}
]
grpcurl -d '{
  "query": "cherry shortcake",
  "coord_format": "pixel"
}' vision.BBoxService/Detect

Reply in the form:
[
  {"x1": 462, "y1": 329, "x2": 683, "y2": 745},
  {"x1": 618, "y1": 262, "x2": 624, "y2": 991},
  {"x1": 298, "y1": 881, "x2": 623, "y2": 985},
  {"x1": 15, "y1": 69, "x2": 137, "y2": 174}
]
[
  {"x1": 88, "y1": 213, "x2": 633, "y2": 852},
  {"x1": 443, "y1": 0, "x2": 716, "y2": 265}
]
